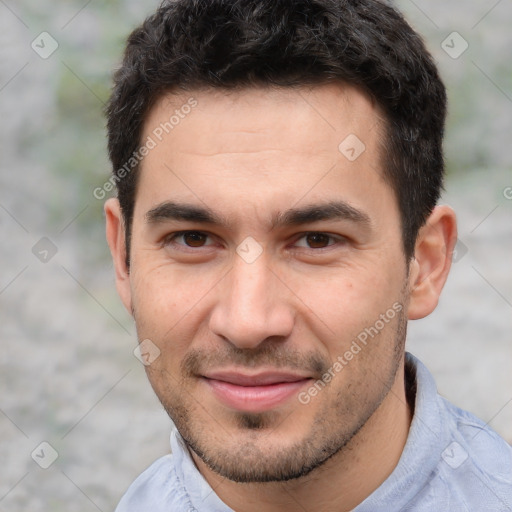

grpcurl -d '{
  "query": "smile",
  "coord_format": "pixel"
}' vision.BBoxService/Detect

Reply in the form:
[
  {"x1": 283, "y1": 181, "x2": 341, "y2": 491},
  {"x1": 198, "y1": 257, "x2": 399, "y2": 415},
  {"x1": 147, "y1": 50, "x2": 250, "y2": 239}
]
[{"x1": 201, "y1": 371, "x2": 313, "y2": 413}]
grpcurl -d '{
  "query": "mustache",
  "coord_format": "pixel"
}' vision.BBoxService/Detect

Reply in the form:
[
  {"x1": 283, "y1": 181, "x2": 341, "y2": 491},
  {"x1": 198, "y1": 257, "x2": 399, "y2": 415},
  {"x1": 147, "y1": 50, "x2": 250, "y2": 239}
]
[{"x1": 181, "y1": 345, "x2": 330, "y2": 378}]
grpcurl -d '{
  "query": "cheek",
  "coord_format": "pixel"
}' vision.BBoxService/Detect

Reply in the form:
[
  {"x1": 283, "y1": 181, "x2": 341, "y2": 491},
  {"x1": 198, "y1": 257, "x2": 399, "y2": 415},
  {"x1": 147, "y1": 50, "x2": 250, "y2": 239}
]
[
  {"x1": 130, "y1": 267, "x2": 180, "y2": 340},
  {"x1": 133, "y1": 261, "x2": 201, "y2": 310},
  {"x1": 130, "y1": 262, "x2": 220, "y2": 350},
  {"x1": 286, "y1": 259, "x2": 403, "y2": 341}
]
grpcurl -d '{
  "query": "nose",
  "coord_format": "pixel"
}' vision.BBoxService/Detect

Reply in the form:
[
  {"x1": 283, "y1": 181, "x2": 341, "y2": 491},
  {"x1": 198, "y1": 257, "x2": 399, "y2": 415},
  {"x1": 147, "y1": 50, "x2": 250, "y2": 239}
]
[{"x1": 209, "y1": 255, "x2": 294, "y2": 349}]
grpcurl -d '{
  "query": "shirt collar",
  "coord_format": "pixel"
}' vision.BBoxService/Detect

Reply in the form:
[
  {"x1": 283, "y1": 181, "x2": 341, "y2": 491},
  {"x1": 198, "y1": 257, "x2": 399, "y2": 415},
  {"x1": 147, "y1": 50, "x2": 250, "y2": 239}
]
[
  {"x1": 354, "y1": 352, "x2": 447, "y2": 511},
  {"x1": 170, "y1": 427, "x2": 234, "y2": 511}
]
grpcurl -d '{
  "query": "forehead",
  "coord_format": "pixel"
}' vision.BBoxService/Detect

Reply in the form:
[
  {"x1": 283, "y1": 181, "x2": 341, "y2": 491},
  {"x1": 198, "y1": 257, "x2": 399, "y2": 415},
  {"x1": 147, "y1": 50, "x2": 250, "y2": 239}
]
[
  {"x1": 135, "y1": 83, "x2": 395, "y2": 228},
  {"x1": 143, "y1": 83, "x2": 384, "y2": 155}
]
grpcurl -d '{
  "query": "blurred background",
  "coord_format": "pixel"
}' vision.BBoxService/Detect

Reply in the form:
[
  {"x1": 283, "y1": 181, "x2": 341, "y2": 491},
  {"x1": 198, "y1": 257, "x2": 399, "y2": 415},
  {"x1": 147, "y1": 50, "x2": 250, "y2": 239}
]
[{"x1": 0, "y1": 0, "x2": 510, "y2": 510}]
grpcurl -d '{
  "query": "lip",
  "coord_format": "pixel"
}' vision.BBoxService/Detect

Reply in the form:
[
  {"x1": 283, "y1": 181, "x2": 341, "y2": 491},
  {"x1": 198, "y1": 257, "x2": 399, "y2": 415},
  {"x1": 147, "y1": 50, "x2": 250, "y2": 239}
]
[{"x1": 201, "y1": 370, "x2": 312, "y2": 413}]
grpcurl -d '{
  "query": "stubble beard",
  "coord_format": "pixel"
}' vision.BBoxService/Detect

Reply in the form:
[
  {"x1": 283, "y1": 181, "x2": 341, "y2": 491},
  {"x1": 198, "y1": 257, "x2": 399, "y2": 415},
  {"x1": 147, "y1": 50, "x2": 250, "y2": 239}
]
[{"x1": 148, "y1": 307, "x2": 408, "y2": 483}]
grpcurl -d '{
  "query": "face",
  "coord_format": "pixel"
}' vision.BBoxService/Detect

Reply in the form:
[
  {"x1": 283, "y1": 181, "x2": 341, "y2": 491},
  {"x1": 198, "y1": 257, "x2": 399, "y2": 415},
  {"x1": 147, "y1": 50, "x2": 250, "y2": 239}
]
[{"x1": 116, "y1": 84, "x2": 413, "y2": 482}]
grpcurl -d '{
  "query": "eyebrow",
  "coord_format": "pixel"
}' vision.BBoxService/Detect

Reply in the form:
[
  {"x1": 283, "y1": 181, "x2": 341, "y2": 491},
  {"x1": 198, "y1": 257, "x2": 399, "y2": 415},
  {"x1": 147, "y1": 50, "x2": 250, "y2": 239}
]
[
  {"x1": 145, "y1": 200, "x2": 371, "y2": 229},
  {"x1": 146, "y1": 202, "x2": 225, "y2": 225},
  {"x1": 272, "y1": 201, "x2": 371, "y2": 229}
]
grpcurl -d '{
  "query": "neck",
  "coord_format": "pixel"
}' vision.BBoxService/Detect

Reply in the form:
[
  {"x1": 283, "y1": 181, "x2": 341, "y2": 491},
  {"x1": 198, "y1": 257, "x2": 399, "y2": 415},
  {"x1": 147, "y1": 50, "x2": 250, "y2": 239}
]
[{"x1": 191, "y1": 364, "x2": 412, "y2": 512}]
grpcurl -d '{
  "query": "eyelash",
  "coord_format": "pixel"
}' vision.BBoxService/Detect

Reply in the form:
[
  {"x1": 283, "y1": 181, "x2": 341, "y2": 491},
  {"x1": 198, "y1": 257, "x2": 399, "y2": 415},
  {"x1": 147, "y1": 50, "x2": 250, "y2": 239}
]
[{"x1": 163, "y1": 231, "x2": 346, "y2": 251}]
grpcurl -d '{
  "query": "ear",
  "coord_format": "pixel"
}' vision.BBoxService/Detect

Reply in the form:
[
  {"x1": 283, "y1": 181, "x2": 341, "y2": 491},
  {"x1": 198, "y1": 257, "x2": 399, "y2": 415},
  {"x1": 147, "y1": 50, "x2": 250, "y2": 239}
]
[
  {"x1": 105, "y1": 198, "x2": 133, "y2": 316},
  {"x1": 407, "y1": 205, "x2": 458, "y2": 320}
]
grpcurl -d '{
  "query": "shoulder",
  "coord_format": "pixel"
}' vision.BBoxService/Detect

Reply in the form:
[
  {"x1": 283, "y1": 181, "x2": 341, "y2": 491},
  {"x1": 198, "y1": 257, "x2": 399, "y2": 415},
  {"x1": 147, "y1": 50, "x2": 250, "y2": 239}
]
[
  {"x1": 440, "y1": 396, "x2": 512, "y2": 479},
  {"x1": 398, "y1": 354, "x2": 512, "y2": 510},
  {"x1": 419, "y1": 397, "x2": 512, "y2": 510},
  {"x1": 115, "y1": 454, "x2": 194, "y2": 512}
]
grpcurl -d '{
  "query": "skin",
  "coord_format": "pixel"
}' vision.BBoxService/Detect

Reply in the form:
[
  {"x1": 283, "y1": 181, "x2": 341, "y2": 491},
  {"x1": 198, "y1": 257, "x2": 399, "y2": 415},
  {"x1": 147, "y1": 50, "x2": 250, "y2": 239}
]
[{"x1": 105, "y1": 84, "x2": 457, "y2": 512}]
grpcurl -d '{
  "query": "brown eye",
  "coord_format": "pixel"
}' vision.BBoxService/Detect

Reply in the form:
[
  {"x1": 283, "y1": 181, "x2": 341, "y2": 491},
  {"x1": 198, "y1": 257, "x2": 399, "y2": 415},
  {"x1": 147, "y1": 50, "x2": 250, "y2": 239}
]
[
  {"x1": 182, "y1": 232, "x2": 208, "y2": 247},
  {"x1": 293, "y1": 232, "x2": 344, "y2": 251},
  {"x1": 305, "y1": 233, "x2": 331, "y2": 248}
]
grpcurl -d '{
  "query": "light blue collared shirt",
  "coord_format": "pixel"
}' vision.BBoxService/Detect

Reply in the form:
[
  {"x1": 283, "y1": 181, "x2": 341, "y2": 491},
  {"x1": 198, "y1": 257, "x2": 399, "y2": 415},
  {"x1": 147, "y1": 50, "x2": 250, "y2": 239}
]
[{"x1": 115, "y1": 353, "x2": 512, "y2": 511}]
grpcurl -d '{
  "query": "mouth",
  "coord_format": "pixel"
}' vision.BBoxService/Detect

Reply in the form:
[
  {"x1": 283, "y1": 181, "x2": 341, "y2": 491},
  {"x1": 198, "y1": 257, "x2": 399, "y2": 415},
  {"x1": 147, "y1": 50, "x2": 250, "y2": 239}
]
[{"x1": 201, "y1": 370, "x2": 313, "y2": 413}]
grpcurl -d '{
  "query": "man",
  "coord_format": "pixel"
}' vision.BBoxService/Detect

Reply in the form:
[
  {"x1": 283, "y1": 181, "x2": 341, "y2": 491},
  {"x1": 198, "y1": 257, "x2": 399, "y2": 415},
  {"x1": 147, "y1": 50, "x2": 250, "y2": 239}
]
[{"x1": 104, "y1": 0, "x2": 512, "y2": 510}]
